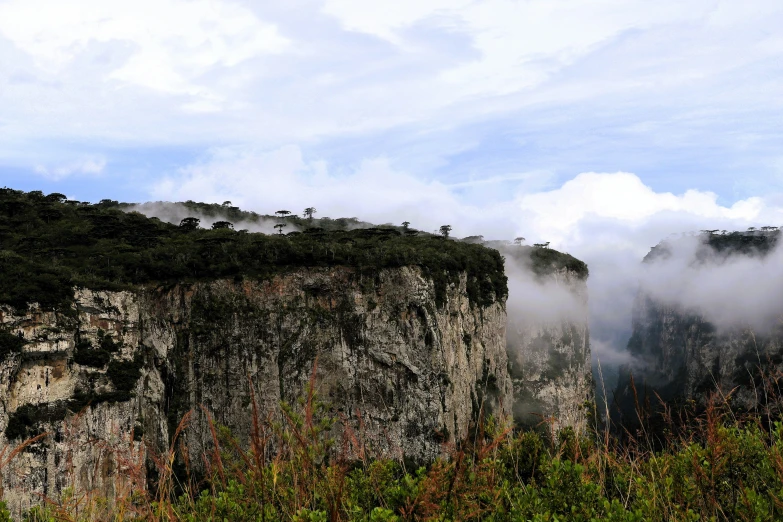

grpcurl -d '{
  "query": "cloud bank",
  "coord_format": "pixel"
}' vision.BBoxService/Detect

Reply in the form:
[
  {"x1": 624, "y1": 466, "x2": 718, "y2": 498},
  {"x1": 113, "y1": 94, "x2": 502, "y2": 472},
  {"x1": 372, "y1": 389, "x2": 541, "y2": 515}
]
[
  {"x1": 147, "y1": 150, "x2": 783, "y2": 373},
  {"x1": 151, "y1": 145, "x2": 519, "y2": 238},
  {"x1": 637, "y1": 234, "x2": 783, "y2": 332}
]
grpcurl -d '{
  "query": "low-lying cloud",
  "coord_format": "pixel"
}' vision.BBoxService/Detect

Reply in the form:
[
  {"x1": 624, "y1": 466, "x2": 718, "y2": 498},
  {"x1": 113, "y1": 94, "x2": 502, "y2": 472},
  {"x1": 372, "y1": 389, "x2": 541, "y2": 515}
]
[
  {"x1": 636, "y1": 233, "x2": 783, "y2": 332},
  {"x1": 151, "y1": 145, "x2": 518, "y2": 239},
  {"x1": 145, "y1": 157, "x2": 783, "y2": 386},
  {"x1": 128, "y1": 201, "x2": 286, "y2": 235},
  {"x1": 503, "y1": 249, "x2": 587, "y2": 327}
]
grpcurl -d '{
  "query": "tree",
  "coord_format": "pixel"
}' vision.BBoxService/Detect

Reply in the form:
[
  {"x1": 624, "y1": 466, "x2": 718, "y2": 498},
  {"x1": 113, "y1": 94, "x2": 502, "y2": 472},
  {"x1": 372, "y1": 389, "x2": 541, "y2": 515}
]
[
  {"x1": 439, "y1": 225, "x2": 452, "y2": 239},
  {"x1": 222, "y1": 201, "x2": 232, "y2": 207},
  {"x1": 211, "y1": 221, "x2": 234, "y2": 230},
  {"x1": 304, "y1": 207, "x2": 317, "y2": 221},
  {"x1": 513, "y1": 237, "x2": 525, "y2": 245},
  {"x1": 275, "y1": 210, "x2": 292, "y2": 219},
  {"x1": 274, "y1": 223, "x2": 287, "y2": 235},
  {"x1": 402, "y1": 221, "x2": 410, "y2": 231},
  {"x1": 179, "y1": 217, "x2": 201, "y2": 231},
  {"x1": 45, "y1": 193, "x2": 67, "y2": 203}
]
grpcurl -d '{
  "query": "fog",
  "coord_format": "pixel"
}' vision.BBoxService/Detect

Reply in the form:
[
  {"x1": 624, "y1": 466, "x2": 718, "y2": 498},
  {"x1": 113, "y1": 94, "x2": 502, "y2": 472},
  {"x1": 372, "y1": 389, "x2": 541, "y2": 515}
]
[
  {"x1": 636, "y1": 233, "x2": 783, "y2": 332},
  {"x1": 127, "y1": 195, "x2": 783, "y2": 402},
  {"x1": 502, "y1": 248, "x2": 587, "y2": 327},
  {"x1": 128, "y1": 202, "x2": 292, "y2": 235}
]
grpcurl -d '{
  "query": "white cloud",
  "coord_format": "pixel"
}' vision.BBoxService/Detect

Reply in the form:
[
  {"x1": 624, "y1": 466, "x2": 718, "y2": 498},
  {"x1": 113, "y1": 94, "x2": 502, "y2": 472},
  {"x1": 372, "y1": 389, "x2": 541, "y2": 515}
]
[
  {"x1": 152, "y1": 149, "x2": 783, "y2": 254},
  {"x1": 33, "y1": 155, "x2": 107, "y2": 179},
  {"x1": 0, "y1": 0, "x2": 780, "y2": 156},
  {"x1": 637, "y1": 235, "x2": 783, "y2": 331},
  {"x1": 0, "y1": 0, "x2": 288, "y2": 101},
  {"x1": 151, "y1": 145, "x2": 518, "y2": 237},
  {"x1": 322, "y1": 0, "x2": 719, "y2": 96},
  {"x1": 507, "y1": 172, "x2": 783, "y2": 376},
  {"x1": 517, "y1": 172, "x2": 768, "y2": 255}
]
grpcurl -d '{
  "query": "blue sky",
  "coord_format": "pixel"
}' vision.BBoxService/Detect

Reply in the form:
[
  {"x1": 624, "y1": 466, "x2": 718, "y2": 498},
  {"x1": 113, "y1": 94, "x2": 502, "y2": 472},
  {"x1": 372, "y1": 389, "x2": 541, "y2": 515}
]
[{"x1": 1, "y1": 0, "x2": 782, "y2": 253}]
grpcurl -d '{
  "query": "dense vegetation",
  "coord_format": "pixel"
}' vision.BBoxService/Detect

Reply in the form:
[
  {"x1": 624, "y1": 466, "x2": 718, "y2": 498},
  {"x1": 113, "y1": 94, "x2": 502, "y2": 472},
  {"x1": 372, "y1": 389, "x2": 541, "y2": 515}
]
[
  {"x1": 0, "y1": 189, "x2": 506, "y2": 310},
  {"x1": 8, "y1": 378, "x2": 783, "y2": 521},
  {"x1": 645, "y1": 228, "x2": 781, "y2": 263},
  {"x1": 501, "y1": 244, "x2": 589, "y2": 280}
]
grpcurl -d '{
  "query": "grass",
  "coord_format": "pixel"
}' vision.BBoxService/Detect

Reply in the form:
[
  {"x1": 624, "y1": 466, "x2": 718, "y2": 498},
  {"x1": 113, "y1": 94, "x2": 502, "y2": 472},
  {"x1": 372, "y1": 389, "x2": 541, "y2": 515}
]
[{"x1": 2, "y1": 363, "x2": 783, "y2": 521}]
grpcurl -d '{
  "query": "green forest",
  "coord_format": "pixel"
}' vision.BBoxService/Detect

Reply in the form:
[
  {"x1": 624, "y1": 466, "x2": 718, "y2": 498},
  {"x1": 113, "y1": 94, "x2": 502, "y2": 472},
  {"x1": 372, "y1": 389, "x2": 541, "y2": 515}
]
[{"x1": 0, "y1": 189, "x2": 507, "y2": 311}]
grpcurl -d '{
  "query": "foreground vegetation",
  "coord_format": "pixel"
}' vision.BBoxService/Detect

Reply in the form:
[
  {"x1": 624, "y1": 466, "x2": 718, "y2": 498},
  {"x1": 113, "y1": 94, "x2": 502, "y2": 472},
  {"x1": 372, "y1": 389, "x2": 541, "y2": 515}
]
[{"x1": 3, "y1": 371, "x2": 783, "y2": 522}]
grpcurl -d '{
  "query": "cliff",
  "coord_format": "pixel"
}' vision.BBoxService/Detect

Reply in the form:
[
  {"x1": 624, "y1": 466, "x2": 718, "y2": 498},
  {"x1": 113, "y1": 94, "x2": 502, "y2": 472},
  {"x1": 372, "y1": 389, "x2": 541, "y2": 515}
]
[
  {"x1": 0, "y1": 189, "x2": 513, "y2": 513},
  {"x1": 494, "y1": 244, "x2": 593, "y2": 433},
  {"x1": 0, "y1": 267, "x2": 509, "y2": 513},
  {"x1": 614, "y1": 294, "x2": 783, "y2": 424},
  {"x1": 612, "y1": 230, "x2": 783, "y2": 434},
  {"x1": 506, "y1": 268, "x2": 592, "y2": 433}
]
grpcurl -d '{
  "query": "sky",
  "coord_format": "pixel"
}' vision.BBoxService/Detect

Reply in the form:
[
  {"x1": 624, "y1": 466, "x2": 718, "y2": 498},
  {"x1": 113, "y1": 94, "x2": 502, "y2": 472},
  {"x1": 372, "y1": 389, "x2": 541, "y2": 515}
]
[{"x1": 2, "y1": 1, "x2": 783, "y2": 362}]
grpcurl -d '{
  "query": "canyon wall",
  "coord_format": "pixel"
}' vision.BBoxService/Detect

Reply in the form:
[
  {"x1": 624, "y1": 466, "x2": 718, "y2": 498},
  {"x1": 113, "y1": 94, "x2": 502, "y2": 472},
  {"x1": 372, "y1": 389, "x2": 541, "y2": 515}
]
[
  {"x1": 0, "y1": 267, "x2": 509, "y2": 513},
  {"x1": 614, "y1": 292, "x2": 783, "y2": 423},
  {"x1": 506, "y1": 268, "x2": 593, "y2": 433}
]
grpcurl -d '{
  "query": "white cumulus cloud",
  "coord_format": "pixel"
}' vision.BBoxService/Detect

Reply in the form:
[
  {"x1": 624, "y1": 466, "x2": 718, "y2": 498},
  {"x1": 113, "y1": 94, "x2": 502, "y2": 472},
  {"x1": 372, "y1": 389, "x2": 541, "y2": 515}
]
[
  {"x1": 0, "y1": 0, "x2": 288, "y2": 104},
  {"x1": 517, "y1": 172, "x2": 767, "y2": 255},
  {"x1": 151, "y1": 145, "x2": 518, "y2": 237},
  {"x1": 148, "y1": 155, "x2": 783, "y2": 378}
]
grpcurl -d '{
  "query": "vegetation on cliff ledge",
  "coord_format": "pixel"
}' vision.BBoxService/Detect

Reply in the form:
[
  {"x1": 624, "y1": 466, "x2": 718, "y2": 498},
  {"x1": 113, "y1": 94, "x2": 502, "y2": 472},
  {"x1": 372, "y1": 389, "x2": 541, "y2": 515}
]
[
  {"x1": 645, "y1": 227, "x2": 780, "y2": 263},
  {"x1": 500, "y1": 244, "x2": 589, "y2": 280},
  {"x1": 0, "y1": 188, "x2": 506, "y2": 310}
]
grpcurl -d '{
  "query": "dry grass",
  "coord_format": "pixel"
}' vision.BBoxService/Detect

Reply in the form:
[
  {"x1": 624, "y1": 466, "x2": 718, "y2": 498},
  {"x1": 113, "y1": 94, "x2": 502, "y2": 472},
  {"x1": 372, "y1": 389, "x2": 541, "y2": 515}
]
[{"x1": 4, "y1": 362, "x2": 783, "y2": 521}]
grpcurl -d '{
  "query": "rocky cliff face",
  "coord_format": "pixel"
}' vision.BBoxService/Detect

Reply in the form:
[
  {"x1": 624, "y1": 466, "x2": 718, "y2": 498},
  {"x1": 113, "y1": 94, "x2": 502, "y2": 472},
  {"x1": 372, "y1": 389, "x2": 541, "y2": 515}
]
[
  {"x1": 614, "y1": 292, "x2": 783, "y2": 422},
  {"x1": 613, "y1": 231, "x2": 783, "y2": 431},
  {"x1": 506, "y1": 268, "x2": 593, "y2": 433},
  {"x1": 0, "y1": 267, "x2": 509, "y2": 513}
]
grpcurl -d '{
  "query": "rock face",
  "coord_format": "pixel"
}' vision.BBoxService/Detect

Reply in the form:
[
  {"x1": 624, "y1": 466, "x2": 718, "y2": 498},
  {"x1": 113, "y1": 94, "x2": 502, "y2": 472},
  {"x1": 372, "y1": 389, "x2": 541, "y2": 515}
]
[
  {"x1": 0, "y1": 267, "x2": 510, "y2": 513},
  {"x1": 613, "y1": 292, "x2": 783, "y2": 423},
  {"x1": 613, "y1": 231, "x2": 783, "y2": 431},
  {"x1": 506, "y1": 268, "x2": 593, "y2": 433}
]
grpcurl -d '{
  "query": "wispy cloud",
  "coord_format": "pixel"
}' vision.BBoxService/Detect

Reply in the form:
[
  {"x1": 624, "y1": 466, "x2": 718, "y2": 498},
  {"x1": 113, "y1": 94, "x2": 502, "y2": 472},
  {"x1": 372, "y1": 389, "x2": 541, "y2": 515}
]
[
  {"x1": 0, "y1": 0, "x2": 780, "y2": 192},
  {"x1": 33, "y1": 155, "x2": 107, "y2": 180}
]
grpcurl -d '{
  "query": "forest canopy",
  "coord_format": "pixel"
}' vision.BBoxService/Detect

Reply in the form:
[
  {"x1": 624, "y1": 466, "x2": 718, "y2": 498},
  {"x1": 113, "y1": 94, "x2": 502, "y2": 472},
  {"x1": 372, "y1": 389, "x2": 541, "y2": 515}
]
[{"x1": 0, "y1": 189, "x2": 507, "y2": 310}]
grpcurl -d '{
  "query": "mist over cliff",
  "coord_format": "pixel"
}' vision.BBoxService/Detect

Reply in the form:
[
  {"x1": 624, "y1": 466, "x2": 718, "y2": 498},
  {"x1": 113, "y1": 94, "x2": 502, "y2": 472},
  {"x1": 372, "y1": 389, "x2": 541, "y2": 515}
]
[
  {"x1": 608, "y1": 228, "x2": 783, "y2": 434},
  {"x1": 637, "y1": 230, "x2": 783, "y2": 332}
]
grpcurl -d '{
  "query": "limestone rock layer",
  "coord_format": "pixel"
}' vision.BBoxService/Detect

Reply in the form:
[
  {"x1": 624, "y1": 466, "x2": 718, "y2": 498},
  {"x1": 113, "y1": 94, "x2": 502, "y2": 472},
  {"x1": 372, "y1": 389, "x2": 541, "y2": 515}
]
[{"x1": 0, "y1": 267, "x2": 509, "y2": 512}]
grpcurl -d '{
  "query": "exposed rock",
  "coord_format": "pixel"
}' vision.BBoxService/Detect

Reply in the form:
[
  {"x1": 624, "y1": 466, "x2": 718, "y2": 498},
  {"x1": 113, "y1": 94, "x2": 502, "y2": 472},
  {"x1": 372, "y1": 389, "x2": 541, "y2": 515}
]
[
  {"x1": 613, "y1": 231, "x2": 783, "y2": 434},
  {"x1": 0, "y1": 266, "x2": 509, "y2": 512},
  {"x1": 613, "y1": 292, "x2": 783, "y2": 425},
  {"x1": 506, "y1": 268, "x2": 593, "y2": 433}
]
